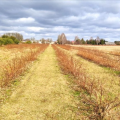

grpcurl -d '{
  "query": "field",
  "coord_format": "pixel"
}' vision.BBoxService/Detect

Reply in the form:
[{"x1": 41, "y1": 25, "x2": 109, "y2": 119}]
[
  {"x1": 0, "y1": 44, "x2": 120, "y2": 120},
  {"x1": 72, "y1": 45, "x2": 120, "y2": 52}
]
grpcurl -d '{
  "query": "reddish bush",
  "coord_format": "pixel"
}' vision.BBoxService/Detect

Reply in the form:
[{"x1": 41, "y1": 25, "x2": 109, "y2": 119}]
[
  {"x1": 0, "y1": 44, "x2": 48, "y2": 87},
  {"x1": 52, "y1": 44, "x2": 120, "y2": 119},
  {"x1": 57, "y1": 45, "x2": 120, "y2": 71}
]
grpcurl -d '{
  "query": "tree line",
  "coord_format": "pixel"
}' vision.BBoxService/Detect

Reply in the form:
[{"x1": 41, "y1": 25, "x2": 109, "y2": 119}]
[
  {"x1": 4, "y1": 33, "x2": 23, "y2": 41},
  {"x1": 0, "y1": 33, "x2": 24, "y2": 45},
  {"x1": 0, "y1": 35, "x2": 20, "y2": 45},
  {"x1": 57, "y1": 33, "x2": 106, "y2": 45}
]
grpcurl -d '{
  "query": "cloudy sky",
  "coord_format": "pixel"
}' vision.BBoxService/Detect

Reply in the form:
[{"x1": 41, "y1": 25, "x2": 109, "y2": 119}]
[{"x1": 0, "y1": 0, "x2": 120, "y2": 41}]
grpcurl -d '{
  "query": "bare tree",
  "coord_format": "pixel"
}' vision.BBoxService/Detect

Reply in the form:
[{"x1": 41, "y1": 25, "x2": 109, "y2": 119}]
[
  {"x1": 4, "y1": 33, "x2": 23, "y2": 41},
  {"x1": 96, "y1": 36, "x2": 100, "y2": 45},
  {"x1": 57, "y1": 33, "x2": 67, "y2": 44}
]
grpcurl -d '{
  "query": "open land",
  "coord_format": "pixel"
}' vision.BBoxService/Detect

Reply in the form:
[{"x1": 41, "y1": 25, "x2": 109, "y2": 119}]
[{"x1": 0, "y1": 44, "x2": 120, "y2": 120}]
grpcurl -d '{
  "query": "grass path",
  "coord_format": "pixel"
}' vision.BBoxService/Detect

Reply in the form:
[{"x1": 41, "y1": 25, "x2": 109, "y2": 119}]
[{"x1": 0, "y1": 45, "x2": 78, "y2": 120}]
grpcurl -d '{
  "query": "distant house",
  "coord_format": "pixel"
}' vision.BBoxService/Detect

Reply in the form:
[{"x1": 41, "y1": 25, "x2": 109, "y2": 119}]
[{"x1": 105, "y1": 42, "x2": 115, "y2": 45}]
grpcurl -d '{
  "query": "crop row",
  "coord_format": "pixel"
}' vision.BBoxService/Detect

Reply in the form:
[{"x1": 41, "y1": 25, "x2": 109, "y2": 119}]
[
  {"x1": 57, "y1": 45, "x2": 120, "y2": 71},
  {"x1": 52, "y1": 44, "x2": 120, "y2": 119},
  {"x1": 110, "y1": 51, "x2": 120, "y2": 56},
  {"x1": 0, "y1": 44, "x2": 48, "y2": 87},
  {"x1": 5, "y1": 44, "x2": 41, "y2": 49}
]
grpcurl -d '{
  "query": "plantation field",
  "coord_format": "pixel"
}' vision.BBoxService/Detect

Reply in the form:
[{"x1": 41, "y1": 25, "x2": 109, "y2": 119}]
[
  {"x1": 55, "y1": 44, "x2": 120, "y2": 119},
  {"x1": 0, "y1": 45, "x2": 79, "y2": 120},
  {"x1": 72, "y1": 45, "x2": 120, "y2": 53},
  {"x1": 0, "y1": 44, "x2": 48, "y2": 87},
  {"x1": 0, "y1": 44, "x2": 120, "y2": 119}
]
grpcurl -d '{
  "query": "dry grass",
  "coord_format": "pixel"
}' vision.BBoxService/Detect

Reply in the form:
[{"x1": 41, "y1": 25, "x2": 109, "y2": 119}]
[
  {"x1": 0, "y1": 45, "x2": 79, "y2": 120},
  {"x1": 58, "y1": 45, "x2": 120, "y2": 71},
  {"x1": 54, "y1": 44, "x2": 120, "y2": 119},
  {"x1": 0, "y1": 44, "x2": 48, "y2": 87},
  {"x1": 71, "y1": 45, "x2": 120, "y2": 53},
  {"x1": 57, "y1": 45, "x2": 120, "y2": 94}
]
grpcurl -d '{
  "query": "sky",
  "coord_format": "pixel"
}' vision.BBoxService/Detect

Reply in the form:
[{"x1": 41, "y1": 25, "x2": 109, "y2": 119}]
[{"x1": 0, "y1": 0, "x2": 120, "y2": 41}]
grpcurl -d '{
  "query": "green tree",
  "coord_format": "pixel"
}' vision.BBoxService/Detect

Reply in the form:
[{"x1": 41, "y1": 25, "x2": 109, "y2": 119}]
[
  {"x1": 3, "y1": 38, "x2": 14, "y2": 45},
  {"x1": 10, "y1": 36, "x2": 19, "y2": 44},
  {"x1": 2, "y1": 35, "x2": 9, "y2": 38},
  {"x1": 100, "y1": 39, "x2": 105, "y2": 45},
  {"x1": 81, "y1": 38, "x2": 85, "y2": 44},
  {"x1": 0, "y1": 38, "x2": 4, "y2": 46},
  {"x1": 4, "y1": 33, "x2": 23, "y2": 41}
]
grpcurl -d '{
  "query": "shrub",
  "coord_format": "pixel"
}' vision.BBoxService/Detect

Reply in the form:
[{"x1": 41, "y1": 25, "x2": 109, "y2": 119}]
[
  {"x1": 2, "y1": 35, "x2": 9, "y2": 38},
  {"x1": 0, "y1": 44, "x2": 49, "y2": 87},
  {"x1": 53, "y1": 45, "x2": 120, "y2": 119},
  {"x1": 3, "y1": 38, "x2": 14, "y2": 45},
  {"x1": 26, "y1": 40, "x2": 32, "y2": 44},
  {"x1": 10, "y1": 36, "x2": 19, "y2": 44},
  {"x1": 0, "y1": 38, "x2": 4, "y2": 46}
]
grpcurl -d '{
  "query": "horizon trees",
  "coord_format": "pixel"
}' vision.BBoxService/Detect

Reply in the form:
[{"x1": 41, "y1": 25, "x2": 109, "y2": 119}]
[{"x1": 3, "y1": 33, "x2": 23, "y2": 41}]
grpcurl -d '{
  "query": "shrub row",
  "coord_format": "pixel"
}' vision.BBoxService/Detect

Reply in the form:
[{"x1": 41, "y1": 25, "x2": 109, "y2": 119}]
[
  {"x1": 57, "y1": 45, "x2": 120, "y2": 71},
  {"x1": 53, "y1": 44, "x2": 120, "y2": 119},
  {"x1": 0, "y1": 44, "x2": 48, "y2": 87}
]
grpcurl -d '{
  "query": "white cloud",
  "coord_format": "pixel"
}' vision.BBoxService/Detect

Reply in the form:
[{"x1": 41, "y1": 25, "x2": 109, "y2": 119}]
[
  {"x1": 81, "y1": 13, "x2": 100, "y2": 20},
  {"x1": 27, "y1": 27, "x2": 44, "y2": 32},
  {"x1": 105, "y1": 16, "x2": 120, "y2": 23},
  {"x1": 1, "y1": 0, "x2": 120, "y2": 41},
  {"x1": 16, "y1": 17, "x2": 35, "y2": 23},
  {"x1": 53, "y1": 26, "x2": 69, "y2": 32}
]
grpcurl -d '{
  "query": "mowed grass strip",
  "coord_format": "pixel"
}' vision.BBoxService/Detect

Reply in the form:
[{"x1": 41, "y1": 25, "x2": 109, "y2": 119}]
[{"x1": 0, "y1": 45, "x2": 78, "y2": 120}]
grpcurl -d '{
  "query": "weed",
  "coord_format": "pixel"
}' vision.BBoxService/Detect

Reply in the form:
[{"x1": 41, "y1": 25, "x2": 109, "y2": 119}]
[
  {"x1": 0, "y1": 44, "x2": 48, "y2": 87},
  {"x1": 53, "y1": 44, "x2": 120, "y2": 119}
]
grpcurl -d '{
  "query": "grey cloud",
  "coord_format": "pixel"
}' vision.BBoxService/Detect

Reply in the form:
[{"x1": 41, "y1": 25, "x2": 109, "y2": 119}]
[{"x1": 0, "y1": 0, "x2": 120, "y2": 41}]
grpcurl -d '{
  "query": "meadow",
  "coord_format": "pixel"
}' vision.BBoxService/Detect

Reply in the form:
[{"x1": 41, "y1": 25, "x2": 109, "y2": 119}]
[{"x1": 0, "y1": 44, "x2": 120, "y2": 120}]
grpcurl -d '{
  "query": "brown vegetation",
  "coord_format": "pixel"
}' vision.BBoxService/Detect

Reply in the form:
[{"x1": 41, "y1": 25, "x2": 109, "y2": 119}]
[
  {"x1": 57, "y1": 45, "x2": 120, "y2": 71},
  {"x1": 110, "y1": 51, "x2": 120, "y2": 56},
  {"x1": 0, "y1": 44, "x2": 48, "y2": 87},
  {"x1": 53, "y1": 44, "x2": 120, "y2": 119}
]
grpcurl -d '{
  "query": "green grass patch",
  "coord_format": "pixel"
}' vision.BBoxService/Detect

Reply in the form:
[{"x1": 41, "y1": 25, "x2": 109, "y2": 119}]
[{"x1": 102, "y1": 66, "x2": 120, "y2": 75}]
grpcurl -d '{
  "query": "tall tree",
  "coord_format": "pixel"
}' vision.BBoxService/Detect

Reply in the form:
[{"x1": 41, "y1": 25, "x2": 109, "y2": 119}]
[
  {"x1": 4, "y1": 33, "x2": 23, "y2": 41},
  {"x1": 57, "y1": 33, "x2": 67, "y2": 44},
  {"x1": 96, "y1": 36, "x2": 100, "y2": 45}
]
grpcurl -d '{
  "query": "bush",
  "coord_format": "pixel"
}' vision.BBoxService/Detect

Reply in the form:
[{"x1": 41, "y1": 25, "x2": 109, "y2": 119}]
[
  {"x1": 2, "y1": 35, "x2": 9, "y2": 38},
  {"x1": 1, "y1": 35, "x2": 19, "y2": 44},
  {"x1": 13, "y1": 39, "x2": 19, "y2": 44},
  {"x1": 0, "y1": 38, "x2": 4, "y2": 46},
  {"x1": 26, "y1": 40, "x2": 32, "y2": 44},
  {"x1": 3, "y1": 38, "x2": 14, "y2": 45},
  {"x1": 9, "y1": 36, "x2": 19, "y2": 44}
]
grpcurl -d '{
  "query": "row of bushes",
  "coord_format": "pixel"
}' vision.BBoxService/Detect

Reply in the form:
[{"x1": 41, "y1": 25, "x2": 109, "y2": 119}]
[
  {"x1": 0, "y1": 44, "x2": 49, "y2": 87},
  {"x1": 58, "y1": 45, "x2": 120, "y2": 71},
  {"x1": 0, "y1": 35, "x2": 19, "y2": 45},
  {"x1": 53, "y1": 44, "x2": 120, "y2": 119}
]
